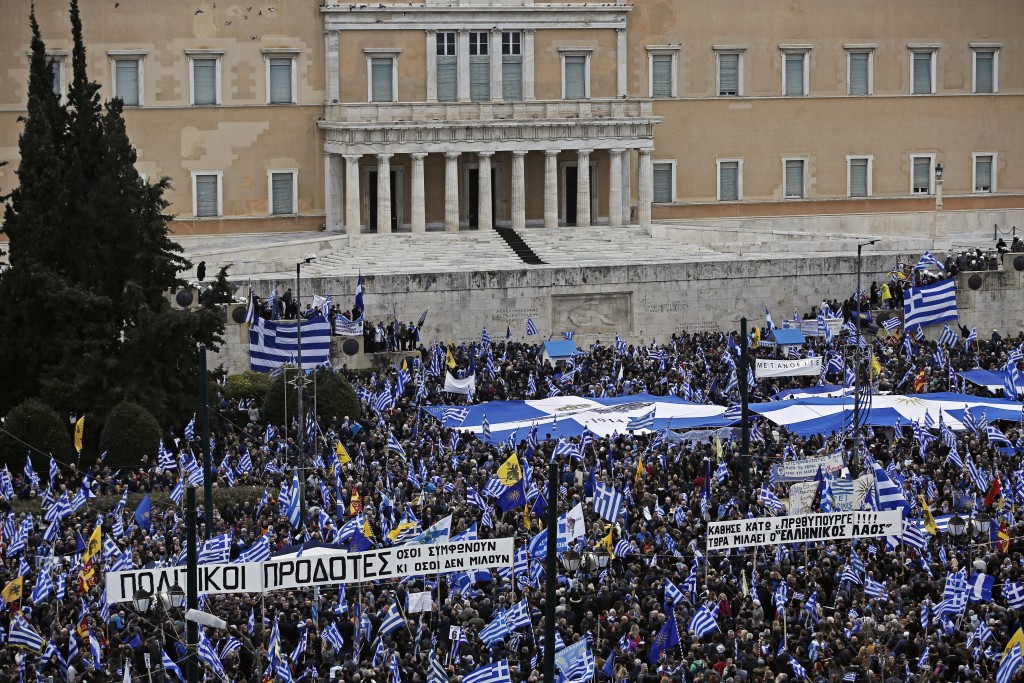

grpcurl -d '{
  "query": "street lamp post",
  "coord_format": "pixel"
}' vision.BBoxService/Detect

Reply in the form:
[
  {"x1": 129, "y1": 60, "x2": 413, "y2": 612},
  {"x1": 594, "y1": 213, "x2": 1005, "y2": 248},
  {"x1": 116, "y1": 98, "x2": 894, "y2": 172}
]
[
  {"x1": 543, "y1": 459, "x2": 559, "y2": 683},
  {"x1": 851, "y1": 239, "x2": 878, "y2": 477},
  {"x1": 132, "y1": 585, "x2": 186, "y2": 683},
  {"x1": 931, "y1": 163, "x2": 948, "y2": 248},
  {"x1": 294, "y1": 253, "x2": 316, "y2": 524}
]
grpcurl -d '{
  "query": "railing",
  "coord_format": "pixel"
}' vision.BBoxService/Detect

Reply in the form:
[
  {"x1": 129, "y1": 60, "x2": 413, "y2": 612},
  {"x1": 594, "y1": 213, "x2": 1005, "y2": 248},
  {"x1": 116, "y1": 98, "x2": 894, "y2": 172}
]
[{"x1": 324, "y1": 98, "x2": 655, "y2": 124}]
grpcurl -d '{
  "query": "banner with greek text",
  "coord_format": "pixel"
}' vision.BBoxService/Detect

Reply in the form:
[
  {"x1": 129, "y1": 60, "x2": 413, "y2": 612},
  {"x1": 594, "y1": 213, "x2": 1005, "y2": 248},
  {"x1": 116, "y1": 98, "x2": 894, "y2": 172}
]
[
  {"x1": 106, "y1": 538, "x2": 514, "y2": 603},
  {"x1": 705, "y1": 511, "x2": 902, "y2": 551},
  {"x1": 755, "y1": 357, "x2": 823, "y2": 378},
  {"x1": 335, "y1": 316, "x2": 364, "y2": 336},
  {"x1": 769, "y1": 453, "x2": 845, "y2": 483}
]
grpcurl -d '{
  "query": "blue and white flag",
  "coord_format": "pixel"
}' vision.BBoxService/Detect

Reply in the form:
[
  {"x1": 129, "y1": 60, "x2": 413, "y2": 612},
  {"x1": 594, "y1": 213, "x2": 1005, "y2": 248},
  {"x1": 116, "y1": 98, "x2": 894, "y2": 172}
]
[
  {"x1": 197, "y1": 532, "x2": 232, "y2": 564},
  {"x1": 903, "y1": 279, "x2": 958, "y2": 329},
  {"x1": 9, "y1": 615, "x2": 44, "y2": 653},
  {"x1": 464, "y1": 659, "x2": 512, "y2": 683},
  {"x1": 914, "y1": 251, "x2": 945, "y2": 271},
  {"x1": 998, "y1": 643, "x2": 1024, "y2": 683},
  {"x1": 687, "y1": 605, "x2": 718, "y2": 638},
  {"x1": 969, "y1": 573, "x2": 994, "y2": 602},
  {"x1": 526, "y1": 318, "x2": 537, "y2": 336},
  {"x1": 593, "y1": 483, "x2": 624, "y2": 523},
  {"x1": 250, "y1": 316, "x2": 332, "y2": 372},
  {"x1": 355, "y1": 273, "x2": 364, "y2": 312},
  {"x1": 626, "y1": 408, "x2": 655, "y2": 432}
]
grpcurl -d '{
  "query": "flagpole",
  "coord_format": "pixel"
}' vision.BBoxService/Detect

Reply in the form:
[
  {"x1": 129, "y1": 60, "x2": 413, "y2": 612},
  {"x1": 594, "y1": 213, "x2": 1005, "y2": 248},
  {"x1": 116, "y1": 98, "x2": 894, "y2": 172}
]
[
  {"x1": 739, "y1": 318, "x2": 751, "y2": 491},
  {"x1": 543, "y1": 459, "x2": 559, "y2": 683},
  {"x1": 198, "y1": 343, "x2": 213, "y2": 536},
  {"x1": 185, "y1": 486, "x2": 199, "y2": 683}
]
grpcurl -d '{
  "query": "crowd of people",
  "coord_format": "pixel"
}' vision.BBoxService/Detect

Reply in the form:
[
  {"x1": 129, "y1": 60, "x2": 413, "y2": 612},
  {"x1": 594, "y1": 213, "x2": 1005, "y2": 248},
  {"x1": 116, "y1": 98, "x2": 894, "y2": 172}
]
[{"x1": 3, "y1": 257, "x2": 1024, "y2": 683}]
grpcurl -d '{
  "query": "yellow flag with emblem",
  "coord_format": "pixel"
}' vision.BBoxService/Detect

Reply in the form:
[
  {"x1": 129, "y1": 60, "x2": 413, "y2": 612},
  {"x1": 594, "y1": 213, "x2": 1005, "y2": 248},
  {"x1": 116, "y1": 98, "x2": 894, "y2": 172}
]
[
  {"x1": 600, "y1": 527, "x2": 615, "y2": 559},
  {"x1": 446, "y1": 348, "x2": 456, "y2": 369},
  {"x1": 635, "y1": 456, "x2": 644, "y2": 483},
  {"x1": 1005, "y1": 628, "x2": 1024, "y2": 657},
  {"x1": 919, "y1": 496, "x2": 938, "y2": 535},
  {"x1": 870, "y1": 355, "x2": 882, "y2": 378},
  {"x1": 497, "y1": 453, "x2": 522, "y2": 486},
  {"x1": 84, "y1": 524, "x2": 102, "y2": 563},
  {"x1": 363, "y1": 516, "x2": 374, "y2": 539},
  {"x1": 388, "y1": 521, "x2": 418, "y2": 542},
  {"x1": 336, "y1": 442, "x2": 352, "y2": 466},
  {"x1": 714, "y1": 436, "x2": 723, "y2": 461},
  {"x1": 523, "y1": 505, "x2": 531, "y2": 530},
  {"x1": 74, "y1": 416, "x2": 85, "y2": 454},
  {"x1": 1, "y1": 576, "x2": 23, "y2": 603}
]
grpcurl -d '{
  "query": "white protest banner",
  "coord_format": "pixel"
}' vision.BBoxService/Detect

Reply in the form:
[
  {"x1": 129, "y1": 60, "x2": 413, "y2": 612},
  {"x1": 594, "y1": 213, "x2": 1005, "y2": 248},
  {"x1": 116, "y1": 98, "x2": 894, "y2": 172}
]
[
  {"x1": 444, "y1": 372, "x2": 476, "y2": 396},
  {"x1": 755, "y1": 357, "x2": 823, "y2": 378},
  {"x1": 108, "y1": 538, "x2": 514, "y2": 603},
  {"x1": 407, "y1": 591, "x2": 433, "y2": 613},
  {"x1": 787, "y1": 482, "x2": 817, "y2": 515},
  {"x1": 555, "y1": 640, "x2": 588, "y2": 673},
  {"x1": 770, "y1": 453, "x2": 845, "y2": 483},
  {"x1": 705, "y1": 510, "x2": 902, "y2": 550},
  {"x1": 335, "y1": 315, "x2": 364, "y2": 336}
]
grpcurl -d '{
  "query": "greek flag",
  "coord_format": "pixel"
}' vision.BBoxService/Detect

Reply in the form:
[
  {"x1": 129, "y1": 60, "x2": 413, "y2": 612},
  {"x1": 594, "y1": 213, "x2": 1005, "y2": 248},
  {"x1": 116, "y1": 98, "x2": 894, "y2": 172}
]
[
  {"x1": 9, "y1": 615, "x2": 44, "y2": 652},
  {"x1": 687, "y1": 605, "x2": 718, "y2": 638},
  {"x1": 593, "y1": 483, "x2": 624, "y2": 523},
  {"x1": 914, "y1": 250, "x2": 945, "y2": 271},
  {"x1": 965, "y1": 326, "x2": 978, "y2": 349},
  {"x1": 881, "y1": 317, "x2": 901, "y2": 333},
  {"x1": 664, "y1": 579, "x2": 686, "y2": 607},
  {"x1": 464, "y1": 659, "x2": 512, "y2": 683},
  {"x1": 903, "y1": 279, "x2": 958, "y2": 329},
  {"x1": 441, "y1": 407, "x2": 469, "y2": 426},
  {"x1": 428, "y1": 653, "x2": 449, "y2": 683},
  {"x1": 998, "y1": 644, "x2": 1024, "y2": 683},
  {"x1": 525, "y1": 318, "x2": 538, "y2": 336},
  {"x1": 562, "y1": 331, "x2": 574, "y2": 341},
  {"x1": 864, "y1": 577, "x2": 886, "y2": 600},
  {"x1": 355, "y1": 273, "x2": 364, "y2": 312},
  {"x1": 198, "y1": 630, "x2": 227, "y2": 679},
  {"x1": 158, "y1": 441, "x2": 177, "y2": 472},
  {"x1": 789, "y1": 657, "x2": 808, "y2": 681},
  {"x1": 757, "y1": 486, "x2": 784, "y2": 514},
  {"x1": 197, "y1": 532, "x2": 232, "y2": 564},
  {"x1": 482, "y1": 414, "x2": 491, "y2": 439},
  {"x1": 1002, "y1": 581, "x2": 1024, "y2": 610},
  {"x1": 938, "y1": 325, "x2": 959, "y2": 347},
  {"x1": 387, "y1": 431, "x2": 406, "y2": 458},
  {"x1": 870, "y1": 460, "x2": 910, "y2": 514},
  {"x1": 626, "y1": 408, "x2": 655, "y2": 432},
  {"x1": 236, "y1": 534, "x2": 271, "y2": 563},
  {"x1": 29, "y1": 570, "x2": 54, "y2": 604},
  {"x1": 184, "y1": 416, "x2": 196, "y2": 441},
  {"x1": 378, "y1": 606, "x2": 405, "y2": 636},
  {"x1": 249, "y1": 316, "x2": 332, "y2": 372}
]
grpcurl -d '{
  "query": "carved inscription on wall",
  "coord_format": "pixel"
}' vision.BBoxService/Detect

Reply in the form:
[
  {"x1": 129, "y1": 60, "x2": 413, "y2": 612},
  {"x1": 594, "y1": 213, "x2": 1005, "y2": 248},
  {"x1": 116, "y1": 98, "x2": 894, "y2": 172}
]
[{"x1": 551, "y1": 292, "x2": 632, "y2": 334}]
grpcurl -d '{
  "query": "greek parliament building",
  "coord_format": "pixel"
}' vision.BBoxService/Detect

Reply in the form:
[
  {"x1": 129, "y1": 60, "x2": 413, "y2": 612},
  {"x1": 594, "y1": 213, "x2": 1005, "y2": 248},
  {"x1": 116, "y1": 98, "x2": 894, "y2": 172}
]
[{"x1": 1, "y1": 0, "x2": 1021, "y2": 237}]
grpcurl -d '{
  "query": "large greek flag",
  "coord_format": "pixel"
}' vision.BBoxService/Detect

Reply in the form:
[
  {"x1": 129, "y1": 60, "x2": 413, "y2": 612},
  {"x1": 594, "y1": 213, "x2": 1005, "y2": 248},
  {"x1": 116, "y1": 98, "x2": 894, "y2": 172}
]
[
  {"x1": 904, "y1": 279, "x2": 958, "y2": 329},
  {"x1": 249, "y1": 316, "x2": 331, "y2": 372}
]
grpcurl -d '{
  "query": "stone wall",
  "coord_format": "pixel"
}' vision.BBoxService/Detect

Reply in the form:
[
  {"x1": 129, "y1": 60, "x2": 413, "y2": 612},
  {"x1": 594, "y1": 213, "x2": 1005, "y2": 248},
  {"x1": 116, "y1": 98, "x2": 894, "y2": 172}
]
[{"x1": 213, "y1": 253, "x2": 1024, "y2": 375}]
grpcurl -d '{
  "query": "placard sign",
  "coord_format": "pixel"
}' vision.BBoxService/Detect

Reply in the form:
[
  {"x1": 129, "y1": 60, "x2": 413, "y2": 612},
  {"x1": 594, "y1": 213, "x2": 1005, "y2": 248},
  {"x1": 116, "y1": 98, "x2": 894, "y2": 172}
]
[
  {"x1": 107, "y1": 538, "x2": 514, "y2": 603},
  {"x1": 770, "y1": 453, "x2": 845, "y2": 483},
  {"x1": 706, "y1": 511, "x2": 902, "y2": 550},
  {"x1": 755, "y1": 357, "x2": 823, "y2": 378}
]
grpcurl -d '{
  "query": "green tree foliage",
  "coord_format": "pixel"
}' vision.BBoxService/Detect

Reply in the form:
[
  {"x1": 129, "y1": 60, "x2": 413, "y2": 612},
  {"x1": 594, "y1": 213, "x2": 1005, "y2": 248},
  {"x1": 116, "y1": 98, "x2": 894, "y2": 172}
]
[
  {"x1": 98, "y1": 401, "x2": 161, "y2": 468},
  {"x1": 262, "y1": 369, "x2": 362, "y2": 427},
  {"x1": 224, "y1": 371, "x2": 273, "y2": 403},
  {"x1": 0, "y1": 2, "x2": 224, "y2": 426},
  {"x1": 0, "y1": 399, "x2": 72, "y2": 471}
]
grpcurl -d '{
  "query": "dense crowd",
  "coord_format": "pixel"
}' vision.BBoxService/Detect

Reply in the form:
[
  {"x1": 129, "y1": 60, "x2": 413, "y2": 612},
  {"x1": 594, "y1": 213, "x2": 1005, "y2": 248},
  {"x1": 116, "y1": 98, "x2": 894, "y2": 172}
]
[{"x1": 3, "y1": 258, "x2": 1024, "y2": 683}]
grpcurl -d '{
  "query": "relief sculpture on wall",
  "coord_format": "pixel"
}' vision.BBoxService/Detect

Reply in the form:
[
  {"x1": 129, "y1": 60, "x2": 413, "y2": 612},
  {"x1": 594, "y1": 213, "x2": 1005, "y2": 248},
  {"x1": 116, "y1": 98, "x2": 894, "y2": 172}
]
[{"x1": 551, "y1": 292, "x2": 632, "y2": 334}]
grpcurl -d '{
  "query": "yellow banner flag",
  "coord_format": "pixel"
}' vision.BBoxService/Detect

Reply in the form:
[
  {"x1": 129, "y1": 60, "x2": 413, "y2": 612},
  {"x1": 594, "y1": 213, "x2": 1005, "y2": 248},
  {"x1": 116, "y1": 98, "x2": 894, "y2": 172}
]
[
  {"x1": 1005, "y1": 628, "x2": 1024, "y2": 657},
  {"x1": 1, "y1": 576, "x2": 23, "y2": 603},
  {"x1": 74, "y1": 416, "x2": 85, "y2": 454},
  {"x1": 870, "y1": 355, "x2": 882, "y2": 378},
  {"x1": 497, "y1": 453, "x2": 522, "y2": 486},
  {"x1": 336, "y1": 442, "x2": 351, "y2": 466},
  {"x1": 919, "y1": 496, "x2": 938, "y2": 535},
  {"x1": 446, "y1": 348, "x2": 456, "y2": 369},
  {"x1": 714, "y1": 436, "x2": 723, "y2": 461},
  {"x1": 600, "y1": 527, "x2": 615, "y2": 559},
  {"x1": 363, "y1": 517, "x2": 374, "y2": 539},
  {"x1": 388, "y1": 521, "x2": 417, "y2": 542},
  {"x1": 523, "y1": 505, "x2": 531, "y2": 530},
  {"x1": 635, "y1": 456, "x2": 644, "y2": 483},
  {"x1": 84, "y1": 524, "x2": 102, "y2": 563}
]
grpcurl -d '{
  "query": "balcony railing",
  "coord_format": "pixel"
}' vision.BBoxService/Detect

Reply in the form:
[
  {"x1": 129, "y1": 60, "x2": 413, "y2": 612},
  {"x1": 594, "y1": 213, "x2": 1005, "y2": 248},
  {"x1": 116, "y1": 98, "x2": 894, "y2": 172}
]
[{"x1": 324, "y1": 98, "x2": 655, "y2": 125}]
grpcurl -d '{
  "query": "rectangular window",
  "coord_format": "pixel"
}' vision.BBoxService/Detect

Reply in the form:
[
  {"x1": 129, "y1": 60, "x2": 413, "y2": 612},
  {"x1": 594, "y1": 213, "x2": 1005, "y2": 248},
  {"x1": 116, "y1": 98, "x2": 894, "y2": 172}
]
[
  {"x1": 269, "y1": 171, "x2": 297, "y2": 214},
  {"x1": 974, "y1": 154, "x2": 995, "y2": 193},
  {"x1": 649, "y1": 52, "x2": 675, "y2": 98},
  {"x1": 848, "y1": 51, "x2": 871, "y2": 96},
  {"x1": 469, "y1": 32, "x2": 490, "y2": 102},
  {"x1": 190, "y1": 56, "x2": 219, "y2": 105},
  {"x1": 784, "y1": 159, "x2": 806, "y2": 198},
  {"x1": 911, "y1": 51, "x2": 934, "y2": 94},
  {"x1": 848, "y1": 157, "x2": 870, "y2": 198},
  {"x1": 974, "y1": 49, "x2": 996, "y2": 94},
  {"x1": 114, "y1": 59, "x2": 140, "y2": 106},
  {"x1": 911, "y1": 156, "x2": 933, "y2": 194},
  {"x1": 268, "y1": 56, "x2": 294, "y2": 104},
  {"x1": 783, "y1": 52, "x2": 807, "y2": 96},
  {"x1": 501, "y1": 32, "x2": 523, "y2": 101},
  {"x1": 717, "y1": 52, "x2": 741, "y2": 96},
  {"x1": 718, "y1": 160, "x2": 741, "y2": 202},
  {"x1": 652, "y1": 162, "x2": 675, "y2": 203},
  {"x1": 369, "y1": 57, "x2": 395, "y2": 102},
  {"x1": 563, "y1": 54, "x2": 588, "y2": 100},
  {"x1": 193, "y1": 173, "x2": 222, "y2": 218},
  {"x1": 436, "y1": 32, "x2": 457, "y2": 102}
]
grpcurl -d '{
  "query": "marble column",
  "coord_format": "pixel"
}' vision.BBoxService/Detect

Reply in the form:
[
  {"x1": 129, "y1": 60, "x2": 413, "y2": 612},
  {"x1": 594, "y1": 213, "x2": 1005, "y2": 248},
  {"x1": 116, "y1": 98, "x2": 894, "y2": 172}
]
[
  {"x1": 544, "y1": 150, "x2": 559, "y2": 228},
  {"x1": 410, "y1": 153, "x2": 426, "y2": 233},
  {"x1": 608, "y1": 149, "x2": 624, "y2": 228},
  {"x1": 344, "y1": 154, "x2": 361, "y2": 235},
  {"x1": 576, "y1": 149, "x2": 591, "y2": 227},
  {"x1": 325, "y1": 153, "x2": 343, "y2": 231},
  {"x1": 445, "y1": 152, "x2": 460, "y2": 232},
  {"x1": 376, "y1": 153, "x2": 392, "y2": 234},
  {"x1": 478, "y1": 152, "x2": 493, "y2": 230},
  {"x1": 638, "y1": 149, "x2": 653, "y2": 229},
  {"x1": 511, "y1": 151, "x2": 526, "y2": 231}
]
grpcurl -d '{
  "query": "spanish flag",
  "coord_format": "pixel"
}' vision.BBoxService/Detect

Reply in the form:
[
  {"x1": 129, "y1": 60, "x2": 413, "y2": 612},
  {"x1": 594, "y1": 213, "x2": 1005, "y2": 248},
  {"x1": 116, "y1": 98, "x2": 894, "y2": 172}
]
[
  {"x1": 1, "y1": 576, "x2": 23, "y2": 603},
  {"x1": 74, "y1": 416, "x2": 85, "y2": 454}
]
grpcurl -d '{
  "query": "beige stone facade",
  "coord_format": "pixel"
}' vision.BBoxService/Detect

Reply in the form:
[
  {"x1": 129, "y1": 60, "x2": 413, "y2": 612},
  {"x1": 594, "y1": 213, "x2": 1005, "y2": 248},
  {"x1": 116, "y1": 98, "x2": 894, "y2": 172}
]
[{"x1": 1, "y1": 0, "x2": 1021, "y2": 236}]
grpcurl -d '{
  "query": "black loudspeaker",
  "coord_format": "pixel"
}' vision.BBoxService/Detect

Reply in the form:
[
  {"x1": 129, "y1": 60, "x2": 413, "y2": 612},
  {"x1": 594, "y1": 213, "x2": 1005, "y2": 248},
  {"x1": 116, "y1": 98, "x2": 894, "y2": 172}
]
[
  {"x1": 967, "y1": 274, "x2": 984, "y2": 290},
  {"x1": 342, "y1": 339, "x2": 360, "y2": 356},
  {"x1": 229, "y1": 304, "x2": 248, "y2": 324},
  {"x1": 1014, "y1": 255, "x2": 1024, "y2": 272},
  {"x1": 174, "y1": 288, "x2": 194, "y2": 308}
]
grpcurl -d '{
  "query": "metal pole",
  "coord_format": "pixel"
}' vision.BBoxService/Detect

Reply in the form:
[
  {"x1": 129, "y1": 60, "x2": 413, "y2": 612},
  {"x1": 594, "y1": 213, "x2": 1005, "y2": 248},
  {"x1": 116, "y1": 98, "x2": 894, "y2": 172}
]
[
  {"x1": 296, "y1": 262, "x2": 307, "y2": 524},
  {"x1": 185, "y1": 486, "x2": 199, "y2": 683},
  {"x1": 543, "y1": 460, "x2": 559, "y2": 683},
  {"x1": 852, "y1": 245, "x2": 863, "y2": 477},
  {"x1": 198, "y1": 344, "x2": 213, "y2": 535},
  {"x1": 739, "y1": 318, "x2": 750, "y2": 490}
]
